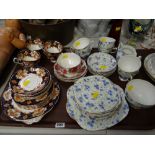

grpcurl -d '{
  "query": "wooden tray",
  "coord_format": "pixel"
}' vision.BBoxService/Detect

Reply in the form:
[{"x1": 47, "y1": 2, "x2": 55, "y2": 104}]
[{"x1": 2, "y1": 20, "x2": 155, "y2": 130}]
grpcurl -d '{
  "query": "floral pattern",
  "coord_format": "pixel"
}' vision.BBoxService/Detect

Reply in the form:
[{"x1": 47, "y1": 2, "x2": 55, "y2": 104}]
[
  {"x1": 2, "y1": 81, "x2": 60, "y2": 122},
  {"x1": 7, "y1": 108, "x2": 21, "y2": 118},
  {"x1": 73, "y1": 76, "x2": 120, "y2": 114},
  {"x1": 66, "y1": 85, "x2": 129, "y2": 131},
  {"x1": 16, "y1": 69, "x2": 28, "y2": 79},
  {"x1": 36, "y1": 68, "x2": 46, "y2": 77},
  {"x1": 87, "y1": 52, "x2": 117, "y2": 74}
]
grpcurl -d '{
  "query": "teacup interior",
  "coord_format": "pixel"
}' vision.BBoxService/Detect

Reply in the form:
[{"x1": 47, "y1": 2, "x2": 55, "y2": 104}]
[
  {"x1": 47, "y1": 47, "x2": 61, "y2": 53},
  {"x1": 118, "y1": 56, "x2": 141, "y2": 72},
  {"x1": 122, "y1": 45, "x2": 137, "y2": 55},
  {"x1": 73, "y1": 38, "x2": 90, "y2": 50},
  {"x1": 57, "y1": 53, "x2": 81, "y2": 69}
]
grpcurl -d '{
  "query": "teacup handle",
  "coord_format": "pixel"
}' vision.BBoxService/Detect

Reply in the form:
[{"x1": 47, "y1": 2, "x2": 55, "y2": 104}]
[
  {"x1": 138, "y1": 56, "x2": 142, "y2": 60},
  {"x1": 13, "y1": 58, "x2": 23, "y2": 65},
  {"x1": 129, "y1": 75, "x2": 133, "y2": 81}
]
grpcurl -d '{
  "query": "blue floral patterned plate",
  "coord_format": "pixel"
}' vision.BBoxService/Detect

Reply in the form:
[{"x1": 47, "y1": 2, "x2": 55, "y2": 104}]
[
  {"x1": 73, "y1": 76, "x2": 120, "y2": 114},
  {"x1": 87, "y1": 53, "x2": 117, "y2": 73},
  {"x1": 66, "y1": 85, "x2": 129, "y2": 131}
]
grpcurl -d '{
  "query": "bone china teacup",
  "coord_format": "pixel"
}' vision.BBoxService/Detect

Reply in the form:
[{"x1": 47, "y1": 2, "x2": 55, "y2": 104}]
[
  {"x1": 118, "y1": 55, "x2": 141, "y2": 81},
  {"x1": 13, "y1": 49, "x2": 41, "y2": 68}
]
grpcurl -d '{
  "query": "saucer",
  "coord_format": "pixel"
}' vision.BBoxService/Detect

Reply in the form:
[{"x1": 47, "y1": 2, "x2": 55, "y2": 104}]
[
  {"x1": 10, "y1": 67, "x2": 51, "y2": 96},
  {"x1": 87, "y1": 52, "x2": 117, "y2": 76}
]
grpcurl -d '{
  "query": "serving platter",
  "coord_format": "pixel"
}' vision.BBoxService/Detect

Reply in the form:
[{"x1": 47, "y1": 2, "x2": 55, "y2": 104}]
[{"x1": 1, "y1": 20, "x2": 155, "y2": 130}]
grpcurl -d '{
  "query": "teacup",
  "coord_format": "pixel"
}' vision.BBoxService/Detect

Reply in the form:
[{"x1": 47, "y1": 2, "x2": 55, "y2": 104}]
[
  {"x1": 27, "y1": 38, "x2": 44, "y2": 51},
  {"x1": 44, "y1": 40, "x2": 63, "y2": 63},
  {"x1": 118, "y1": 55, "x2": 141, "y2": 81},
  {"x1": 116, "y1": 43, "x2": 137, "y2": 61},
  {"x1": 72, "y1": 38, "x2": 92, "y2": 58},
  {"x1": 56, "y1": 52, "x2": 82, "y2": 76},
  {"x1": 13, "y1": 49, "x2": 41, "y2": 67},
  {"x1": 98, "y1": 37, "x2": 116, "y2": 53}
]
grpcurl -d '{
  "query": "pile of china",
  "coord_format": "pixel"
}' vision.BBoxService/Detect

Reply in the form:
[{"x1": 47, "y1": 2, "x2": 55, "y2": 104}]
[
  {"x1": 87, "y1": 52, "x2": 117, "y2": 77},
  {"x1": 2, "y1": 67, "x2": 60, "y2": 124},
  {"x1": 54, "y1": 52, "x2": 87, "y2": 82},
  {"x1": 66, "y1": 75, "x2": 129, "y2": 131}
]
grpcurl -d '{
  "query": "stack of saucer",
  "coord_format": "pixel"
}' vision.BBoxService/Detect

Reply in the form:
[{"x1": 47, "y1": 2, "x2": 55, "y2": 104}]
[
  {"x1": 66, "y1": 75, "x2": 129, "y2": 131},
  {"x1": 54, "y1": 53, "x2": 87, "y2": 82},
  {"x1": 2, "y1": 67, "x2": 60, "y2": 124},
  {"x1": 87, "y1": 52, "x2": 117, "y2": 77}
]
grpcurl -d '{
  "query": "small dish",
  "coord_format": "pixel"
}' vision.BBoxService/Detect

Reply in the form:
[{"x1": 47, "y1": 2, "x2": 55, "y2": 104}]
[
  {"x1": 13, "y1": 49, "x2": 41, "y2": 68},
  {"x1": 27, "y1": 38, "x2": 44, "y2": 51},
  {"x1": 44, "y1": 40, "x2": 63, "y2": 62}
]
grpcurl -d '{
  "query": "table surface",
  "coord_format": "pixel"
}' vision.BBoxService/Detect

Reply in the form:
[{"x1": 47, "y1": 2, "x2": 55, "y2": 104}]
[{"x1": 1, "y1": 19, "x2": 155, "y2": 132}]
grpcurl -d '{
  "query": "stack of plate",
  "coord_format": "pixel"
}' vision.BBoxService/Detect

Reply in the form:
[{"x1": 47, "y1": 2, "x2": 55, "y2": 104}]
[
  {"x1": 2, "y1": 67, "x2": 60, "y2": 124},
  {"x1": 144, "y1": 53, "x2": 155, "y2": 82},
  {"x1": 87, "y1": 52, "x2": 117, "y2": 77},
  {"x1": 54, "y1": 53, "x2": 87, "y2": 82},
  {"x1": 66, "y1": 75, "x2": 129, "y2": 131}
]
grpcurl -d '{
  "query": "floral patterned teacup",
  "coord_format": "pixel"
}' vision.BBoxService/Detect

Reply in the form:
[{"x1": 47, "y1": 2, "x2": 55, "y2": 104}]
[
  {"x1": 44, "y1": 40, "x2": 63, "y2": 63},
  {"x1": 72, "y1": 38, "x2": 92, "y2": 58},
  {"x1": 56, "y1": 52, "x2": 82, "y2": 76},
  {"x1": 98, "y1": 37, "x2": 116, "y2": 53},
  {"x1": 27, "y1": 38, "x2": 44, "y2": 51},
  {"x1": 13, "y1": 49, "x2": 41, "y2": 68}
]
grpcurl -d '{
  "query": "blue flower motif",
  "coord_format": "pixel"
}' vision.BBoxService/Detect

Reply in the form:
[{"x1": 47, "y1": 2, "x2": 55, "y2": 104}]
[
  {"x1": 94, "y1": 84, "x2": 99, "y2": 90},
  {"x1": 79, "y1": 97, "x2": 83, "y2": 103},
  {"x1": 84, "y1": 94, "x2": 89, "y2": 99},
  {"x1": 85, "y1": 85, "x2": 90, "y2": 90},
  {"x1": 86, "y1": 102, "x2": 94, "y2": 107},
  {"x1": 108, "y1": 90, "x2": 113, "y2": 96},
  {"x1": 87, "y1": 121, "x2": 95, "y2": 128}
]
